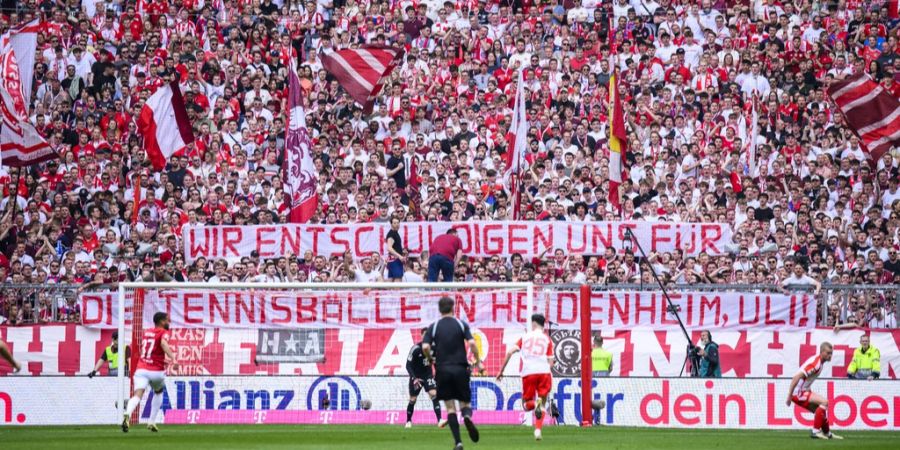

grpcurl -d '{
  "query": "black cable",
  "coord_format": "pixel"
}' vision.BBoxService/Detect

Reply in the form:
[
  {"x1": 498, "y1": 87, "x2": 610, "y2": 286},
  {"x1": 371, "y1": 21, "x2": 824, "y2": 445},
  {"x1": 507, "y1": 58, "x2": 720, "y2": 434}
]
[{"x1": 623, "y1": 228, "x2": 698, "y2": 376}]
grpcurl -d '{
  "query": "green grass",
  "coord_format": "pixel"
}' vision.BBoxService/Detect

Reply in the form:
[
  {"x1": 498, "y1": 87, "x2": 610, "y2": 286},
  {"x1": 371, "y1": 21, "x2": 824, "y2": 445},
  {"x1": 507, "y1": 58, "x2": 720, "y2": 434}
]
[{"x1": 0, "y1": 425, "x2": 896, "y2": 450}]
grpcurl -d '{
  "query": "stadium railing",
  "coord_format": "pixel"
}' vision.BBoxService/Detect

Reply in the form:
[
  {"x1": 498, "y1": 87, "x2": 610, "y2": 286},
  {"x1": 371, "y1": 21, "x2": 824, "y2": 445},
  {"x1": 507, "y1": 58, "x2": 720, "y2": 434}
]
[{"x1": 0, "y1": 283, "x2": 80, "y2": 325}]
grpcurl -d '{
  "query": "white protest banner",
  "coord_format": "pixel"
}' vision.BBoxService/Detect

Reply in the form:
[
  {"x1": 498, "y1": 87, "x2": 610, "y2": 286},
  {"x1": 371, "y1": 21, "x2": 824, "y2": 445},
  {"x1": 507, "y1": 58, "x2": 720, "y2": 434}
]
[
  {"x1": 181, "y1": 221, "x2": 733, "y2": 263},
  {"x1": 80, "y1": 289, "x2": 813, "y2": 331}
]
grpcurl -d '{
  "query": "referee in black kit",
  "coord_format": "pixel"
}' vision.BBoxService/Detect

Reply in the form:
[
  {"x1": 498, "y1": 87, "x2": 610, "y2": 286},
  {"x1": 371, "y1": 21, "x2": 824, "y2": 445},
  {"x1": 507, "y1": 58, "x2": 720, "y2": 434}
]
[{"x1": 422, "y1": 296, "x2": 482, "y2": 450}]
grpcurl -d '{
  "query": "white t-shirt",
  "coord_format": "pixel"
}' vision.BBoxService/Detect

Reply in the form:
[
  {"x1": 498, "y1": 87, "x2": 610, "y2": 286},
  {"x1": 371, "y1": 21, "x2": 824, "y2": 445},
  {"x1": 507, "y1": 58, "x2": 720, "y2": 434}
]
[
  {"x1": 515, "y1": 329, "x2": 553, "y2": 376},
  {"x1": 354, "y1": 268, "x2": 382, "y2": 282},
  {"x1": 782, "y1": 274, "x2": 817, "y2": 287},
  {"x1": 402, "y1": 271, "x2": 424, "y2": 282}
]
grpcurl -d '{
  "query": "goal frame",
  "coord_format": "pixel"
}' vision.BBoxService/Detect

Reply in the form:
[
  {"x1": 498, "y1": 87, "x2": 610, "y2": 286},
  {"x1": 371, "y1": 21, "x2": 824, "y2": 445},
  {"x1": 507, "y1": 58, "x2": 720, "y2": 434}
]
[{"x1": 115, "y1": 281, "x2": 536, "y2": 421}]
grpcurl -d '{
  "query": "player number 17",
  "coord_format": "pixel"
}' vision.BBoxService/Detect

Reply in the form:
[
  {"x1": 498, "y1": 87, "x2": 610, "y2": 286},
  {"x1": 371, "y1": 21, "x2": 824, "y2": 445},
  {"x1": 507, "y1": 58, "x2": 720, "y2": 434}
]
[{"x1": 141, "y1": 340, "x2": 155, "y2": 360}]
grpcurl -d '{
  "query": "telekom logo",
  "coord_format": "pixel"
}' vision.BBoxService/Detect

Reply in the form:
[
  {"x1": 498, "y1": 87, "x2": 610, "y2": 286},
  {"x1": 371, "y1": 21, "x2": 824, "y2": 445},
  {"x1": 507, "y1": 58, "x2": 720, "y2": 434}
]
[
  {"x1": 385, "y1": 411, "x2": 400, "y2": 424},
  {"x1": 253, "y1": 411, "x2": 267, "y2": 424},
  {"x1": 0, "y1": 392, "x2": 27, "y2": 423},
  {"x1": 319, "y1": 411, "x2": 334, "y2": 424},
  {"x1": 187, "y1": 411, "x2": 201, "y2": 424}
]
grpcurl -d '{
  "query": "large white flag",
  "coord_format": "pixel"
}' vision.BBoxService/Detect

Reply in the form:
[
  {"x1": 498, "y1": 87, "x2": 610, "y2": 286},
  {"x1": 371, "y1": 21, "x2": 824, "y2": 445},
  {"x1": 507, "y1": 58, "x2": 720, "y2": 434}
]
[
  {"x1": 0, "y1": 20, "x2": 52, "y2": 167},
  {"x1": 0, "y1": 86, "x2": 56, "y2": 166},
  {"x1": 0, "y1": 20, "x2": 39, "y2": 110},
  {"x1": 505, "y1": 70, "x2": 527, "y2": 219}
]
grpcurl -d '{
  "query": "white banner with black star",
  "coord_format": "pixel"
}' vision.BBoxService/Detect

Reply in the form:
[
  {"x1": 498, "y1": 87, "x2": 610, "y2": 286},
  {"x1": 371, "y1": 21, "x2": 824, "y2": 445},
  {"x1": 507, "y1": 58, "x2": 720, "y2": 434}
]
[{"x1": 255, "y1": 329, "x2": 325, "y2": 363}]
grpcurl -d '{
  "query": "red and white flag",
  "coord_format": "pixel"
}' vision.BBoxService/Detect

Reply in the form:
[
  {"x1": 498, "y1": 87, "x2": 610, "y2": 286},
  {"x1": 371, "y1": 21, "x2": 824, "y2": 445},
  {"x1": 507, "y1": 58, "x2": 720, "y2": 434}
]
[
  {"x1": 827, "y1": 73, "x2": 900, "y2": 163},
  {"x1": 138, "y1": 81, "x2": 195, "y2": 171},
  {"x1": 0, "y1": 86, "x2": 56, "y2": 167},
  {"x1": 320, "y1": 45, "x2": 404, "y2": 114},
  {"x1": 889, "y1": 1, "x2": 899, "y2": 19},
  {"x1": 505, "y1": 70, "x2": 527, "y2": 176},
  {"x1": 0, "y1": 20, "x2": 39, "y2": 110},
  {"x1": 284, "y1": 65, "x2": 318, "y2": 223},
  {"x1": 607, "y1": 70, "x2": 627, "y2": 213},
  {"x1": 505, "y1": 70, "x2": 527, "y2": 219},
  {"x1": 0, "y1": 20, "x2": 53, "y2": 167}
]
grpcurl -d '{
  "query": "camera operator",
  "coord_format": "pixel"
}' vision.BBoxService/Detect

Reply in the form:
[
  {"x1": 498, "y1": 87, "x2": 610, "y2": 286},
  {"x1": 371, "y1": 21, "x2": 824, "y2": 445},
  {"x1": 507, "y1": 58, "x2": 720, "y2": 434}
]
[{"x1": 696, "y1": 330, "x2": 721, "y2": 378}]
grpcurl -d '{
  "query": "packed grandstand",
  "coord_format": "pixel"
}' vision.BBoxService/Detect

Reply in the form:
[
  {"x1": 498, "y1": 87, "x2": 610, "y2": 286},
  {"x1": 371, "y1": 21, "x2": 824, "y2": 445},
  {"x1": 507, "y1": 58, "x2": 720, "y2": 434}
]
[{"x1": 0, "y1": 0, "x2": 897, "y2": 332}]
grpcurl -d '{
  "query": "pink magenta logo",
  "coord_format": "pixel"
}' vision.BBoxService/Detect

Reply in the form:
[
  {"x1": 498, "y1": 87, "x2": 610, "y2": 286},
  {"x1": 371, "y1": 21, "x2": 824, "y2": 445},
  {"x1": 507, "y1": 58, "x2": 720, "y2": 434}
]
[{"x1": 0, "y1": 392, "x2": 26, "y2": 423}]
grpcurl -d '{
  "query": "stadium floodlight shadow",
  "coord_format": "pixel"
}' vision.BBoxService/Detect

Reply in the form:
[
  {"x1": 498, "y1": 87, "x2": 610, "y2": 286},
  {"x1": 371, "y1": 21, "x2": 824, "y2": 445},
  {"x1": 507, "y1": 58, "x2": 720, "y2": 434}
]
[{"x1": 623, "y1": 228, "x2": 701, "y2": 377}]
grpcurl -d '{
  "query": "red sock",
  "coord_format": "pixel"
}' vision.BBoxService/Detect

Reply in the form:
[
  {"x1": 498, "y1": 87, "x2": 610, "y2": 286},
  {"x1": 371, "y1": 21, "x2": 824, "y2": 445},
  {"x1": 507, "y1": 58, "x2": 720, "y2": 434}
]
[
  {"x1": 535, "y1": 412, "x2": 544, "y2": 430},
  {"x1": 524, "y1": 400, "x2": 535, "y2": 412},
  {"x1": 813, "y1": 407, "x2": 825, "y2": 431},
  {"x1": 820, "y1": 408, "x2": 830, "y2": 434}
]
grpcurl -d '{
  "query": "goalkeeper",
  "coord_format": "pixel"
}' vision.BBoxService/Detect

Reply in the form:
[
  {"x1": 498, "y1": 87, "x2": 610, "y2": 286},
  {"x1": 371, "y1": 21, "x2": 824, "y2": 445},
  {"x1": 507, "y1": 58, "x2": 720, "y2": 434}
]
[{"x1": 405, "y1": 329, "x2": 444, "y2": 428}]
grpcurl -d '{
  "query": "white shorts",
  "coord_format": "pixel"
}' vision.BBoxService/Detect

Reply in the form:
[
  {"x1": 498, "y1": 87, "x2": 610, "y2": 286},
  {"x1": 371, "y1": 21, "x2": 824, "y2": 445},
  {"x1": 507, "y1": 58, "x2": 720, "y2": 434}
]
[{"x1": 133, "y1": 369, "x2": 166, "y2": 392}]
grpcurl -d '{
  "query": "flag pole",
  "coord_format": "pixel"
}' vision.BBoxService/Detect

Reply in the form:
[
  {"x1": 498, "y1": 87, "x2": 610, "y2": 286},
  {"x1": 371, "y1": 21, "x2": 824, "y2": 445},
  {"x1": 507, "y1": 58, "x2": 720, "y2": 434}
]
[
  {"x1": 10, "y1": 167, "x2": 20, "y2": 230},
  {"x1": 132, "y1": 170, "x2": 141, "y2": 225},
  {"x1": 749, "y1": 95, "x2": 758, "y2": 175},
  {"x1": 513, "y1": 173, "x2": 522, "y2": 220}
]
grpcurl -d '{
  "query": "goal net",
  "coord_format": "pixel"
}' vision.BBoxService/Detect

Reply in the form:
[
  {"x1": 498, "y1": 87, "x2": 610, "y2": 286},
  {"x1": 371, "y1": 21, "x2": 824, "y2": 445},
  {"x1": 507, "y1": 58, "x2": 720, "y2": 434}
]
[{"x1": 113, "y1": 282, "x2": 540, "y2": 426}]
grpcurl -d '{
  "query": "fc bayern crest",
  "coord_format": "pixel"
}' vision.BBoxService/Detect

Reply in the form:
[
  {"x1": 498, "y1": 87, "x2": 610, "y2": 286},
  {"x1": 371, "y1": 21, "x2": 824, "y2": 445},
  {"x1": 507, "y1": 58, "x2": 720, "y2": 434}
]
[{"x1": 550, "y1": 329, "x2": 581, "y2": 377}]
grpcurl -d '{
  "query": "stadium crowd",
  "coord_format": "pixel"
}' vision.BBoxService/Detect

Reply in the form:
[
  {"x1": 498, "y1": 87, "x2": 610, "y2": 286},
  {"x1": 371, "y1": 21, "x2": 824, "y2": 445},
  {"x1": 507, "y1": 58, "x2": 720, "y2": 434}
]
[{"x1": 0, "y1": 0, "x2": 898, "y2": 328}]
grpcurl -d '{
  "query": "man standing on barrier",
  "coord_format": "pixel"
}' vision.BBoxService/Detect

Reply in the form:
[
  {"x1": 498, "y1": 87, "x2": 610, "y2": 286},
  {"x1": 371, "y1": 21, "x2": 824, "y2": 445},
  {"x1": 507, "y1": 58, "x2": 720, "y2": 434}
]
[
  {"x1": 697, "y1": 330, "x2": 721, "y2": 378},
  {"x1": 847, "y1": 334, "x2": 880, "y2": 380},
  {"x1": 428, "y1": 229, "x2": 462, "y2": 282}
]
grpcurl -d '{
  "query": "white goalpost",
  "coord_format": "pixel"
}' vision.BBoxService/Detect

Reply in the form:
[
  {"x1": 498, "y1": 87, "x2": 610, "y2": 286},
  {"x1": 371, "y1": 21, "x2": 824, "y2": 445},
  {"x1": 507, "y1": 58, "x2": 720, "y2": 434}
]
[{"x1": 115, "y1": 281, "x2": 535, "y2": 425}]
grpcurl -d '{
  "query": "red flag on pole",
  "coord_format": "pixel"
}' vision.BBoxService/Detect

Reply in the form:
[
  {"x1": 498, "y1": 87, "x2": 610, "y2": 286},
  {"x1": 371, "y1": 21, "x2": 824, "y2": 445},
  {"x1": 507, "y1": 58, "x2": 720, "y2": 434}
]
[
  {"x1": 320, "y1": 45, "x2": 404, "y2": 114},
  {"x1": 284, "y1": 64, "x2": 318, "y2": 223},
  {"x1": 131, "y1": 172, "x2": 142, "y2": 225},
  {"x1": 827, "y1": 73, "x2": 900, "y2": 163}
]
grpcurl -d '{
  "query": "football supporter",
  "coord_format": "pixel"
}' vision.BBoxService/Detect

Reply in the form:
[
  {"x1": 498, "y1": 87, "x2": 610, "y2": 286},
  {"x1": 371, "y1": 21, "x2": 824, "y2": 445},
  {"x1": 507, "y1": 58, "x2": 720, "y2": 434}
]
[{"x1": 0, "y1": 0, "x2": 895, "y2": 330}]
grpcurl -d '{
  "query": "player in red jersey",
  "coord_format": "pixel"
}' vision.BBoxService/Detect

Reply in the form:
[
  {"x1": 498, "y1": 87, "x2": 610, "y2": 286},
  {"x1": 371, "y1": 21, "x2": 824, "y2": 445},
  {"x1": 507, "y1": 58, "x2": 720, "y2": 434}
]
[
  {"x1": 786, "y1": 342, "x2": 843, "y2": 440},
  {"x1": 122, "y1": 312, "x2": 178, "y2": 433},
  {"x1": 0, "y1": 339, "x2": 22, "y2": 373},
  {"x1": 496, "y1": 314, "x2": 554, "y2": 441}
]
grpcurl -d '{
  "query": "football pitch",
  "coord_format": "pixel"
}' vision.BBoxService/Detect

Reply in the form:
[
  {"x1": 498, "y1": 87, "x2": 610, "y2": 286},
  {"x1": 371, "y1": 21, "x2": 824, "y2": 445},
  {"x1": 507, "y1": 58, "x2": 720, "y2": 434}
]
[{"x1": 2, "y1": 425, "x2": 897, "y2": 450}]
